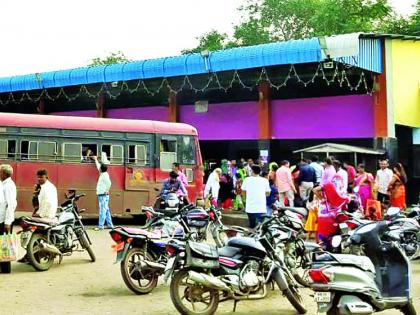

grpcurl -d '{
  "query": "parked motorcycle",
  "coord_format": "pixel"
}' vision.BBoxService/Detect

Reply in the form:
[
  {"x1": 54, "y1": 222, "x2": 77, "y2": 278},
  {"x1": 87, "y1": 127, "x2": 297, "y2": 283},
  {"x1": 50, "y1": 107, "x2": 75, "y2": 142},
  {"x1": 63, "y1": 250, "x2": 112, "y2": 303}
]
[
  {"x1": 385, "y1": 207, "x2": 420, "y2": 260},
  {"x1": 167, "y1": 215, "x2": 307, "y2": 315},
  {"x1": 309, "y1": 221, "x2": 417, "y2": 315},
  {"x1": 109, "y1": 204, "x2": 210, "y2": 294},
  {"x1": 18, "y1": 193, "x2": 95, "y2": 271}
]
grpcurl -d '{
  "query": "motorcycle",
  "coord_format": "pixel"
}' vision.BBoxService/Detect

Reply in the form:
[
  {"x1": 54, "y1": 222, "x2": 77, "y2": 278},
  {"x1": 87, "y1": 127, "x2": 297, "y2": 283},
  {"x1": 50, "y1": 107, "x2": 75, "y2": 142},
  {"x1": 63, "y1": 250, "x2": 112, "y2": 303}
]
[
  {"x1": 309, "y1": 221, "x2": 417, "y2": 315},
  {"x1": 167, "y1": 215, "x2": 307, "y2": 315},
  {"x1": 18, "y1": 193, "x2": 95, "y2": 271},
  {"x1": 109, "y1": 204, "x2": 210, "y2": 295},
  {"x1": 385, "y1": 207, "x2": 420, "y2": 260}
]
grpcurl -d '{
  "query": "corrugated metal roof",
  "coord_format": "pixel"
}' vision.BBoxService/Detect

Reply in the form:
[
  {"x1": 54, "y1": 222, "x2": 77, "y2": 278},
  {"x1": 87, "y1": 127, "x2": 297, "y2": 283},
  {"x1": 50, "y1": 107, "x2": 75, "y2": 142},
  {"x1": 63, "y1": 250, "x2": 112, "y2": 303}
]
[
  {"x1": 293, "y1": 143, "x2": 385, "y2": 155},
  {"x1": 0, "y1": 33, "x2": 386, "y2": 93}
]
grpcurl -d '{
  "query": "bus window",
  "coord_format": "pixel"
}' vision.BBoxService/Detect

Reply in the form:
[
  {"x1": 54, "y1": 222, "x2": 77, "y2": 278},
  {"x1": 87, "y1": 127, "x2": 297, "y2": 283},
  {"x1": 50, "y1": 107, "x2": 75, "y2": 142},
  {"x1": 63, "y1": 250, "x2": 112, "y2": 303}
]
[
  {"x1": 160, "y1": 139, "x2": 177, "y2": 171},
  {"x1": 28, "y1": 141, "x2": 38, "y2": 159},
  {"x1": 38, "y1": 141, "x2": 57, "y2": 161},
  {"x1": 0, "y1": 140, "x2": 7, "y2": 159},
  {"x1": 111, "y1": 145, "x2": 123, "y2": 164},
  {"x1": 0, "y1": 140, "x2": 16, "y2": 159},
  {"x1": 179, "y1": 136, "x2": 196, "y2": 165},
  {"x1": 20, "y1": 140, "x2": 29, "y2": 160},
  {"x1": 102, "y1": 144, "x2": 123, "y2": 165},
  {"x1": 63, "y1": 143, "x2": 82, "y2": 162},
  {"x1": 128, "y1": 144, "x2": 147, "y2": 166},
  {"x1": 82, "y1": 144, "x2": 97, "y2": 162}
]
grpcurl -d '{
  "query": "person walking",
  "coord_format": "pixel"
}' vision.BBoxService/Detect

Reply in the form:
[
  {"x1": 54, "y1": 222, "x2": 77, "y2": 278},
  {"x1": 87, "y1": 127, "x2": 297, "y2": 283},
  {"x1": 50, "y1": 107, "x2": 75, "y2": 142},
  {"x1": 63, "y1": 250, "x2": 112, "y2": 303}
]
[
  {"x1": 0, "y1": 164, "x2": 17, "y2": 273},
  {"x1": 375, "y1": 159, "x2": 393, "y2": 206},
  {"x1": 333, "y1": 160, "x2": 348, "y2": 196},
  {"x1": 204, "y1": 168, "x2": 222, "y2": 207},
  {"x1": 321, "y1": 158, "x2": 336, "y2": 185},
  {"x1": 276, "y1": 160, "x2": 297, "y2": 207},
  {"x1": 244, "y1": 159, "x2": 254, "y2": 177},
  {"x1": 388, "y1": 163, "x2": 407, "y2": 209},
  {"x1": 242, "y1": 165, "x2": 270, "y2": 228},
  {"x1": 172, "y1": 162, "x2": 189, "y2": 203},
  {"x1": 354, "y1": 164, "x2": 374, "y2": 210},
  {"x1": 93, "y1": 156, "x2": 113, "y2": 230},
  {"x1": 310, "y1": 156, "x2": 324, "y2": 186},
  {"x1": 343, "y1": 161, "x2": 357, "y2": 190},
  {"x1": 297, "y1": 159, "x2": 316, "y2": 201}
]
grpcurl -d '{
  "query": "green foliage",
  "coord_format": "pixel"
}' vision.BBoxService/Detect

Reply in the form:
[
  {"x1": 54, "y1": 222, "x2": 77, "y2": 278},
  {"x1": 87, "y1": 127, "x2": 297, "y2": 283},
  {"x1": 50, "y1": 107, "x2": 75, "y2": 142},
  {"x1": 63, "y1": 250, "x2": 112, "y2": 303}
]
[
  {"x1": 184, "y1": 0, "x2": 420, "y2": 53},
  {"x1": 89, "y1": 51, "x2": 130, "y2": 66}
]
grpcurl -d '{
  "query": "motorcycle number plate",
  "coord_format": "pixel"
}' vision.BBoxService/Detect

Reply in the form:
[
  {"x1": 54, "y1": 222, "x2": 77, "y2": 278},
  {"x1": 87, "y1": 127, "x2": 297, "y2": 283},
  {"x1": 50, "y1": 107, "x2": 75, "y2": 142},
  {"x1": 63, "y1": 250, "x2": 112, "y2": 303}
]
[{"x1": 314, "y1": 292, "x2": 331, "y2": 303}]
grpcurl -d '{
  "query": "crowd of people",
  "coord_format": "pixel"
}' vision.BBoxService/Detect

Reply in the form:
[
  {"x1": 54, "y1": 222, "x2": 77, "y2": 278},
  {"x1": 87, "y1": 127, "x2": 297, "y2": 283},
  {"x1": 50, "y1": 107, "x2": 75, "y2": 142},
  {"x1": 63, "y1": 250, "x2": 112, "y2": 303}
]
[{"x1": 203, "y1": 156, "x2": 409, "y2": 234}]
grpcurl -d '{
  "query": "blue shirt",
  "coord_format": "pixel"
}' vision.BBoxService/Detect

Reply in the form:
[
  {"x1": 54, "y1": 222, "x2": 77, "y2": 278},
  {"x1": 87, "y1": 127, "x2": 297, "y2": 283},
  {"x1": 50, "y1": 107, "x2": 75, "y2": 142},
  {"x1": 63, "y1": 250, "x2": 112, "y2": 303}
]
[
  {"x1": 298, "y1": 164, "x2": 316, "y2": 185},
  {"x1": 161, "y1": 179, "x2": 187, "y2": 196},
  {"x1": 266, "y1": 184, "x2": 279, "y2": 207}
]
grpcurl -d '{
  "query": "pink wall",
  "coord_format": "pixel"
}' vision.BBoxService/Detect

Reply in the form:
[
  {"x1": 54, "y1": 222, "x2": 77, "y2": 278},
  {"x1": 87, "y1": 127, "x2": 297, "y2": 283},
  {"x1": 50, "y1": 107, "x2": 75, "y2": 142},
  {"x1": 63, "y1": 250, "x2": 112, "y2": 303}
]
[
  {"x1": 271, "y1": 95, "x2": 374, "y2": 139},
  {"x1": 179, "y1": 102, "x2": 259, "y2": 140}
]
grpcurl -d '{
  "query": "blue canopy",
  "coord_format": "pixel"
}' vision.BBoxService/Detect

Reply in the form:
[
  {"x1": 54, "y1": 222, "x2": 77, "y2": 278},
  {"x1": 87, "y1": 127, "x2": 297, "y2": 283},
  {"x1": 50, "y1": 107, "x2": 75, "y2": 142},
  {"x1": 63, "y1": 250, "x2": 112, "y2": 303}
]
[{"x1": 0, "y1": 34, "x2": 382, "y2": 93}]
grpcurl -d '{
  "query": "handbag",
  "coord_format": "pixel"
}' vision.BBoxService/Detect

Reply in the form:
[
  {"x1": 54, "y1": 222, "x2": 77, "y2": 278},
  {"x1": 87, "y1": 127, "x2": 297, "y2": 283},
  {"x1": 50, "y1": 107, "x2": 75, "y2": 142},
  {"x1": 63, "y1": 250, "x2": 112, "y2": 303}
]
[{"x1": 0, "y1": 233, "x2": 19, "y2": 262}]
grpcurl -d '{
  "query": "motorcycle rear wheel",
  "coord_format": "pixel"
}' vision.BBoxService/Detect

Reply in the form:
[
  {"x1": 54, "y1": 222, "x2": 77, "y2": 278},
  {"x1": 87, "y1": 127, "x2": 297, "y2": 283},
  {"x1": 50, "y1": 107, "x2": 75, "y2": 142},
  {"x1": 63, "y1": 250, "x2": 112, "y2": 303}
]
[
  {"x1": 120, "y1": 247, "x2": 158, "y2": 295},
  {"x1": 27, "y1": 233, "x2": 55, "y2": 272},
  {"x1": 170, "y1": 268, "x2": 219, "y2": 315}
]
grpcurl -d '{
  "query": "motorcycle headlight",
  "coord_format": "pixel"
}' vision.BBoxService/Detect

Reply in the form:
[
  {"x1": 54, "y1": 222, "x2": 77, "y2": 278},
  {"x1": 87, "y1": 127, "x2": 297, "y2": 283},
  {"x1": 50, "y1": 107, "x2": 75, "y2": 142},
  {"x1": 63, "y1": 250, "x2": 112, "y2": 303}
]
[{"x1": 168, "y1": 199, "x2": 178, "y2": 207}]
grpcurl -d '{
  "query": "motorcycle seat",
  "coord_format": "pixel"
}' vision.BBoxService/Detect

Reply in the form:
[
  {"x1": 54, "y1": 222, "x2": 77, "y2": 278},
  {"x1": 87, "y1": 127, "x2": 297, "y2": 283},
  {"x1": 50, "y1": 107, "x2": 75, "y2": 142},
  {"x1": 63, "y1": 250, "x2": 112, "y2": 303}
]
[
  {"x1": 26, "y1": 217, "x2": 59, "y2": 226},
  {"x1": 121, "y1": 227, "x2": 162, "y2": 239},
  {"x1": 280, "y1": 207, "x2": 308, "y2": 218},
  {"x1": 217, "y1": 246, "x2": 241, "y2": 258},
  {"x1": 317, "y1": 253, "x2": 375, "y2": 273}
]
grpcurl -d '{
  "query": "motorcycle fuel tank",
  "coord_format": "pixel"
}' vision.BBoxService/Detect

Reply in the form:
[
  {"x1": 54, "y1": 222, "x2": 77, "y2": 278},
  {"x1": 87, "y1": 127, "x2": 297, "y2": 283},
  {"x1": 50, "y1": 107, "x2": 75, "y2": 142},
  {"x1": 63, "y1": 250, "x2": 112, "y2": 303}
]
[
  {"x1": 59, "y1": 212, "x2": 75, "y2": 225},
  {"x1": 226, "y1": 237, "x2": 266, "y2": 259},
  {"x1": 186, "y1": 207, "x2": 209, "y2": 228}
]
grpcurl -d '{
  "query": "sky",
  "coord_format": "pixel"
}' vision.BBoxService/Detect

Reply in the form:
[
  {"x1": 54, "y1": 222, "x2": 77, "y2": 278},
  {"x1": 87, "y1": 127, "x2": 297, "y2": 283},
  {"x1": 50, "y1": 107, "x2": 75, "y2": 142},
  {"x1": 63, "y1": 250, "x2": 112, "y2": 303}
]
[{"x1": 0, "y1": 0, "x2": 416, "y2": 77}]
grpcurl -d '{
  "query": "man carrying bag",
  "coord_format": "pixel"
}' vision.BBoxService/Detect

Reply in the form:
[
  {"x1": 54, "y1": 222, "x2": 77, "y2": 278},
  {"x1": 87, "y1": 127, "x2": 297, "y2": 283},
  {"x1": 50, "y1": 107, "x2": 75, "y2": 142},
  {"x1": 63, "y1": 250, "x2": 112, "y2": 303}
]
[{"x1": 0, "y1": 164, "x2": 17, "y2": 273}]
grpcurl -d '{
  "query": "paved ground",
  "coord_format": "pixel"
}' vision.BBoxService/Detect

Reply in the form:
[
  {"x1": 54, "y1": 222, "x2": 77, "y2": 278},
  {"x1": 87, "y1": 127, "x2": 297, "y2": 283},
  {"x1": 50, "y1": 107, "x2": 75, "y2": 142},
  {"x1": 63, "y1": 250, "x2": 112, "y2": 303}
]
[{"x1": 2, "y1": 223, "x2": 420, "y2": 315}]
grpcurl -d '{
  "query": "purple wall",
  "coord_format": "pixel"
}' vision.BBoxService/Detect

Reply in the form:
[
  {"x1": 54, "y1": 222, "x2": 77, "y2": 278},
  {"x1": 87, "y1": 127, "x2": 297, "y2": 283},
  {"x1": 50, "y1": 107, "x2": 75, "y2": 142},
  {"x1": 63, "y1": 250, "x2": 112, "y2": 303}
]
[
  {"x1": 50, "y1": 94, "x2": 373, "y2": 140},
  {"x1": 106, "y1": 107, "x2": 168, "y2": 121},
  {"x1": 51, "y1": 107, "x2": 168, "y2": 121},
  {"x1": 50, "y1": 110, "x2": 97, "y2": 117},
  {"x1": 179, "y1": 102, "x2": 259, "y2": 140},
  {"x1": 271, "y1": 95, "x2": 374, "y2": 139}
]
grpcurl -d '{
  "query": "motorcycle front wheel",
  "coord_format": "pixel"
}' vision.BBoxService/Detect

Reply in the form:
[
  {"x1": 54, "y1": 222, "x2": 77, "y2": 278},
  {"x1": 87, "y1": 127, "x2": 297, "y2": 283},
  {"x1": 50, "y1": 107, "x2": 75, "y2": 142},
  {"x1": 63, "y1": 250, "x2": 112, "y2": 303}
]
[
  {"x1": 120, "y1": 247, "x2": 158, "y2": 295},
  {"x1": 78, "y1": 232, "x2": 96, "y2": 262},
  {"x1": 27, "y1": 233, "x2": 55, "y2": 271},
  {"x1": 274, "y1": 269, "x2": 307, "y2": 314},
  {"x1": 170, "y1": 268, "x2": 219, "y2": 315}
]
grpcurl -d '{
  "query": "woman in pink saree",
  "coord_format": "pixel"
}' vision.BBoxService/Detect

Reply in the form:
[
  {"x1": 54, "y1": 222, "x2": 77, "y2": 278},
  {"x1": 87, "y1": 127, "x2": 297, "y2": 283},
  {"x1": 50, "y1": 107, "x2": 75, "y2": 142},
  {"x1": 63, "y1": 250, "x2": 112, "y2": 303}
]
[{"x1": 354, "y1": 164, "x2": 374, "y2": 210}]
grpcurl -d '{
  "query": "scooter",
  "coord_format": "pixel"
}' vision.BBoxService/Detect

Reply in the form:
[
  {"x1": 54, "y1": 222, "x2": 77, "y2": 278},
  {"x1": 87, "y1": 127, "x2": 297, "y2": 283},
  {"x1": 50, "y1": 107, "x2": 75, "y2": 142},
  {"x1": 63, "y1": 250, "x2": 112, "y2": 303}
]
[{"x1": 309, "y1": 221, "x2": 417, "y2": 315}]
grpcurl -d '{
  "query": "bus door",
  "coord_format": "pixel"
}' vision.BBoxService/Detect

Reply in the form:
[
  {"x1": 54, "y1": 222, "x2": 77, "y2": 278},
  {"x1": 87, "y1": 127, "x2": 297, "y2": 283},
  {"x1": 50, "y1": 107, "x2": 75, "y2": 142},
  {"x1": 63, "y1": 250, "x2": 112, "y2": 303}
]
[{"x1": 124, "y1": 142, "x2": 153, "y2": 214}]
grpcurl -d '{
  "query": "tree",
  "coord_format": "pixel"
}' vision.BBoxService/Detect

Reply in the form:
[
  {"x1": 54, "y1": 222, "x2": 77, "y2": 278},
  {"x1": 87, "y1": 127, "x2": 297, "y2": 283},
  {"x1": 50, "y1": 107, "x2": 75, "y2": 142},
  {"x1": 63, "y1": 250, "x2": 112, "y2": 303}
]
[
  {"x1": 89, "y1": 51, "x2": 130, "y2": 66},
  {"x1": 181, "y1": 30, "x2": 230, "y2": 54},
  {"x1": 184, "y1": 0, "x2": 417, "y2": 53}
]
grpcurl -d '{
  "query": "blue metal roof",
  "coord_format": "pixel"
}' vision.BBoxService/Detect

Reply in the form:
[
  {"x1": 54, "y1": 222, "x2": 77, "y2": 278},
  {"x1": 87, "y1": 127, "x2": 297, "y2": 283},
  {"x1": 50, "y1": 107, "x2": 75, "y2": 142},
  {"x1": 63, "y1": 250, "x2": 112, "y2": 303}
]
[{"x1": 0, "y1": 34, "x2": 382, "y2": 93}]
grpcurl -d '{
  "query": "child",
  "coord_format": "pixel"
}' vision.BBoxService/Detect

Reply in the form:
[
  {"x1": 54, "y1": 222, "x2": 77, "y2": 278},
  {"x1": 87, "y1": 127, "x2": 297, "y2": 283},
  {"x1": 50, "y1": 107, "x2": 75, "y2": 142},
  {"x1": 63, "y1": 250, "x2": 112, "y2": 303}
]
[
  {"x1": 266, "y1": 178, "x2": 279, "y2": 216},
  {"x1": 304, "y1": 190, "x2": 319, "y2": 241},
  {"x1": 233, "y1": 173, "x2": 244, "y2": 211}
]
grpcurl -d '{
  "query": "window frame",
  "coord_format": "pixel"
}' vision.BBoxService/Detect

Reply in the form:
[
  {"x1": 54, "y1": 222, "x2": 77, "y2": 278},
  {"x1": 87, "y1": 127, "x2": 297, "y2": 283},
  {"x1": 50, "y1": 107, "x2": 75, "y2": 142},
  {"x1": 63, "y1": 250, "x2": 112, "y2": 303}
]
[
  {"x1": 127, "y1": 143, "x2": 148, "y2": 167},
  {"x1": 37, "y1": 141, "x2": 57, "y2": 161},
  {"x1": 0, "y1": 139, "x2": 8, "y2": 159},
  {"x1": 62, "y1": 142, "x2": 83, "y2": 163}
]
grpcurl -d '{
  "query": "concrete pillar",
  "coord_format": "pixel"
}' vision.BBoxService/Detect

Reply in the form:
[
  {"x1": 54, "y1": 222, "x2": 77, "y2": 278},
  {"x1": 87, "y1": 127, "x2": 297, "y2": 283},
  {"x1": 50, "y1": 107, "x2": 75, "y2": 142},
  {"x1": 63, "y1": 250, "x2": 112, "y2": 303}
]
[
  {"x1": 37, "y1": 97, "x2": 45, "y2": 114},
  {"x1": 168, "y1": 91, "x2": 178, "y2": 123},
  {"x1": 258, "y1": 81, "x2": 271, "y2": 140},
  {"x1": 96, "y1": 93, "x2": 105, "y2": 118}
]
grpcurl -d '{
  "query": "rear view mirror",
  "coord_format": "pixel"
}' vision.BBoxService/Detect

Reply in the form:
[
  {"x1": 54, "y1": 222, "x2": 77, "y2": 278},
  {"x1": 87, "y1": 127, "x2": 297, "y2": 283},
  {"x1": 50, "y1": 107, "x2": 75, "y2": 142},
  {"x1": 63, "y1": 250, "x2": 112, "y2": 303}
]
[
  {"x1": 331, "y1": 235, "x2": 342, "y2": 248},
  {"x1": 386, "y1": 207, "x2": 400, "y2": 217}
]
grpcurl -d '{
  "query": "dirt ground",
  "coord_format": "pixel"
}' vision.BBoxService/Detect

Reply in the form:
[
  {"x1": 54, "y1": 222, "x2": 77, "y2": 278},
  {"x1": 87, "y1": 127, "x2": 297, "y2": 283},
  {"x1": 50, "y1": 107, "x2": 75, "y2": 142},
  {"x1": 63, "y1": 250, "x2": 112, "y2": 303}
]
[{"x1": 2, "y1": 224, "x2": 420, "y2": 315}]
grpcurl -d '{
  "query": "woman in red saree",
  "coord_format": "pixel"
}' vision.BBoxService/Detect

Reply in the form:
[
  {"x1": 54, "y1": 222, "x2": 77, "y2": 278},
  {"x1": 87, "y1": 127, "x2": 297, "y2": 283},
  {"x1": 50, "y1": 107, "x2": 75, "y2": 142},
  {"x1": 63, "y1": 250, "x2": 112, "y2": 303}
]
[
  {"x1": 315, "y1": 182, "x2": 349, "y2": 247},
  {"x1": 388, "y1": 163, "x2": 407, "y2": 209},
  {"x1": 354, "y1": 164, "x2": 374, "y2": 210}
]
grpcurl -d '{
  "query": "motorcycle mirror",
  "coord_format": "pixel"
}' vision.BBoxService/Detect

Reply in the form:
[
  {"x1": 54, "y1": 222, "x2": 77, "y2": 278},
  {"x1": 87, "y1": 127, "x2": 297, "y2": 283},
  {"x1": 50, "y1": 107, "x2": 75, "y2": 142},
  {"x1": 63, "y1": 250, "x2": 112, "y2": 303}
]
[
  {"x1": 331, "y1": 235, "x2": 342, "y2": 248},
  {"x1": 353, "y1": 186, "x2": 360, "y2": 193}
]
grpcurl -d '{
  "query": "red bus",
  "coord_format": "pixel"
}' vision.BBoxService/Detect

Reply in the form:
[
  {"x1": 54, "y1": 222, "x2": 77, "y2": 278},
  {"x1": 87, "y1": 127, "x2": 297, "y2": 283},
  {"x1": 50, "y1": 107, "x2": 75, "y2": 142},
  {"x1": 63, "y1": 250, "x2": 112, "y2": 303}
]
[{"x1": 0, "y1": 113, "x2": 203, "y2": 217}]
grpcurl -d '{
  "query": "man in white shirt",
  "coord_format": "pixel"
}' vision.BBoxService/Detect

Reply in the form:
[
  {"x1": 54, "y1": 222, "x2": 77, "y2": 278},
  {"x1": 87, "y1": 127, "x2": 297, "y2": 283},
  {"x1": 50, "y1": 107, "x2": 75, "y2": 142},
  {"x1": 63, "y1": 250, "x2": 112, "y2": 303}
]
[
  {"x1": 375, "y1": 159, "x2": 393, "y2": 205},
  {"x1": 0, "y1": 164, "x2": 17, "y2": 273},
  {"x1": 34, "y1": 169, "x2": 58, "y2": 219},
  {"x1": 93, "y1": 156, "x2": 113, "y2": 230},
  {"x1": 333, "y1": 160, "x2": 348, "y2": 195},
  {"x1": 241, "y1": 165, "x2": 271, "y2": 228}
]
